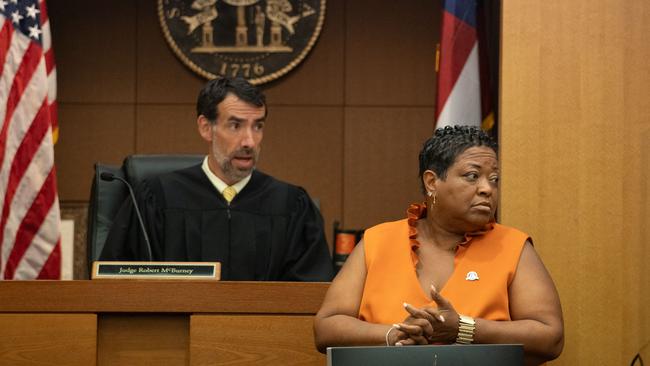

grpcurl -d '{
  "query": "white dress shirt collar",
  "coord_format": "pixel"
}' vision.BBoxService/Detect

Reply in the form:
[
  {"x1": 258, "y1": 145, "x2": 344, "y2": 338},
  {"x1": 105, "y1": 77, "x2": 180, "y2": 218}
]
[{"x1": 201, "y1": 156, "x2": 251, "y2": 196}]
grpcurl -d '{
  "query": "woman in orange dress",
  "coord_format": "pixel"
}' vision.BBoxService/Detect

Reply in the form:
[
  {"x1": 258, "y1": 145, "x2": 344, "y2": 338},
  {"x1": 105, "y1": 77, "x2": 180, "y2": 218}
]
[{"x1": 314, "y1": 126, "x2": 563, "y2": 365}]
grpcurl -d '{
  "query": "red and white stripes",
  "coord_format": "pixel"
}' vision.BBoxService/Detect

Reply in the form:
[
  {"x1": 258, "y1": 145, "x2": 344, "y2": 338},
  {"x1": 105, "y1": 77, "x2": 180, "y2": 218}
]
[{"x1": 0, "y1": 0, "x2": 60, "y2": 280}]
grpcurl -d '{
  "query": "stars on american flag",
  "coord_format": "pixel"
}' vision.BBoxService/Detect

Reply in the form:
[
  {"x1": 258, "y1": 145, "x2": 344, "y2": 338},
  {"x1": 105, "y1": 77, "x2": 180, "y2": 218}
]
[
  {"x1": 0, "y1": 0, "x2": 43, "y2": 43},
  {"x1": 11, "y1": 10, "x2": 23, "y2": 24},
  {"x1": 25, "y1": 3, "x2": 39, "y2": 18}
]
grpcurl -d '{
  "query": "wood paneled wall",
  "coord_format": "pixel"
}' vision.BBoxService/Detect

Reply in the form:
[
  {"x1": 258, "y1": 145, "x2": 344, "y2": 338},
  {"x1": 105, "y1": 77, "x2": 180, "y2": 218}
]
[
  {"x1": 50, "y1": 0, "x2": 440, "y2": 247},
  {"x1": 500, "y1": 1, "x2": 650, "y2": 364}
]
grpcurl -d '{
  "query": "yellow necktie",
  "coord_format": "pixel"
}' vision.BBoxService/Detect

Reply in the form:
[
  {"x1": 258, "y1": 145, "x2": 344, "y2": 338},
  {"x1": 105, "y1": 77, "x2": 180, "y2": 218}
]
[{"x1": 222, "y1": 186, "x2": 237, "y2": 203}]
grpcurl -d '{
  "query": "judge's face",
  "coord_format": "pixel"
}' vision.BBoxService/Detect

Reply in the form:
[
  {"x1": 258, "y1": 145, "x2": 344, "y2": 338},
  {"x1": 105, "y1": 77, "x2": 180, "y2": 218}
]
[
  {"x1": 199, "y1": 94, "x2": 266, "y2": 185},
  {"x1": 426, "y1": 146, "x2": 499, "y2": 232}
]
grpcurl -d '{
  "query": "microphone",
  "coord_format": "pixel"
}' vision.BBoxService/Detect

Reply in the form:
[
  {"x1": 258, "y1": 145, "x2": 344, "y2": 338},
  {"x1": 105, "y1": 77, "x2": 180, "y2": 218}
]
[{"x1": 100, "y1": 172, "x2": 153, "y2": 261}]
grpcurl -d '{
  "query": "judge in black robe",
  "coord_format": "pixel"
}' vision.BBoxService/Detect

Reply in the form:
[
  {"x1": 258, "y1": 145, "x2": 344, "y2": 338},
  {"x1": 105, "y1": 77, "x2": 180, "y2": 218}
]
[{"x1": 100, "y1": 164, "x2": 334, "y2": 281}]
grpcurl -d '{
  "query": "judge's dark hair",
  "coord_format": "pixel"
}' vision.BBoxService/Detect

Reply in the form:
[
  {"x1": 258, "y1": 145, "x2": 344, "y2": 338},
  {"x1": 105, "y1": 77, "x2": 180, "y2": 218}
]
[
  {"x1": 418, "y1": 125, "x2": 498, "y2": 193},
  {"x1": 196, "y1": 77, "x2": 266, "y2": 122}
]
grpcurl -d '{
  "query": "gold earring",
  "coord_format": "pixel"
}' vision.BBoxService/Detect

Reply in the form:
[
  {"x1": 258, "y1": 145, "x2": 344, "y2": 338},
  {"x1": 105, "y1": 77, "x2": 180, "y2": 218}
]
[{"x1": 427, "y1": 191, "x2": 437, "y2": 205}]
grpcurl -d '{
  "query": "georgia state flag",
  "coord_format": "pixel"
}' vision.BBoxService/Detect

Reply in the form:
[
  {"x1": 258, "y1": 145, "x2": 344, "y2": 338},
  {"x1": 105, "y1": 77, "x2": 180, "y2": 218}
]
[{"x1": 435, "y1": 0, "x2": 484, "y2": 129}]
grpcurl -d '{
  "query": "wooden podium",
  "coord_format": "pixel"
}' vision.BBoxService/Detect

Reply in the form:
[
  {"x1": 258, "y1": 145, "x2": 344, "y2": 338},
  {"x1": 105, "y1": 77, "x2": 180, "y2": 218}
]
[{"x1": 0, "y1": 281, "x2": 329, "y2": 366}]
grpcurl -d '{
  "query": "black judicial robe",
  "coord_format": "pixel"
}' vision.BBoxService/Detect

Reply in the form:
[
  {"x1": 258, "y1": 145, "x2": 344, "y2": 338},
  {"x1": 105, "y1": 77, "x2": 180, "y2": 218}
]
[{"x1": 100, "y1": 165, "x2": 334, "y2": 281}]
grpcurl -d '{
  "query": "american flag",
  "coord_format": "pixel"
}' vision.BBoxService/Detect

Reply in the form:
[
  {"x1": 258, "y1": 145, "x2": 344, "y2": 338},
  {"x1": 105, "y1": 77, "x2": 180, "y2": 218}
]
[
  {"x1": 0, "y1": 0, "x2": 60, "y2": 279},
  {"x1": 435, "y1": 0, "x2": 484, "y2": 129}
]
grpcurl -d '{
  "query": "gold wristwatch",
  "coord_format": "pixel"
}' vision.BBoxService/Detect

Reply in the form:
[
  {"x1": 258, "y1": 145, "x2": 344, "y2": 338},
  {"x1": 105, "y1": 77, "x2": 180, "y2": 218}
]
[{"x1": 455, "y1": 314, "x2": 475, "y2": 344}]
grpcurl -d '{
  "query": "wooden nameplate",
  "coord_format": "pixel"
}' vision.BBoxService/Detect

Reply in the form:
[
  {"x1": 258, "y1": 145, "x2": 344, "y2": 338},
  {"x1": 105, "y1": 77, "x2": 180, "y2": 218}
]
[{"x1": 91, "y1": 261, "x2": 220, "y2": 280}]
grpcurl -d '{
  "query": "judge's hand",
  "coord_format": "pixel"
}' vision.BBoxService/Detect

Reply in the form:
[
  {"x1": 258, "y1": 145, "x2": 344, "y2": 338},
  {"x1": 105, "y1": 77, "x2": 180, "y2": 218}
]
[{"x1": 395, "y1": 285, "x2": 460, "y2": 345}]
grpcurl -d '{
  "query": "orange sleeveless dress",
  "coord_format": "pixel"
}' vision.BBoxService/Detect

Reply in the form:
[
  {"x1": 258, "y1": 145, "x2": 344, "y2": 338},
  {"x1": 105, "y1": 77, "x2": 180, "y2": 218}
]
[{"x1": 358, "y1": 203, "x2": 529, "y2": 324}]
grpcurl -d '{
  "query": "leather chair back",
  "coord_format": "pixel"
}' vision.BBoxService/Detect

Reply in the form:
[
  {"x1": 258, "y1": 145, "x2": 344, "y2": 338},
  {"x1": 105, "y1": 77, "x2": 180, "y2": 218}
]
[{"x1": 86, "y1": 154, "x2": 203, "y2": 269}]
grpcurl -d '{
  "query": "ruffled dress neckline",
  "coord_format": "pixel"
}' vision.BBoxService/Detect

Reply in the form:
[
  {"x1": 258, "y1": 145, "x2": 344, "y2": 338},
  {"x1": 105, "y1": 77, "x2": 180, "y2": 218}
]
[{"x1": 406, "y1": 202, "x2": 495, "y2": 267}]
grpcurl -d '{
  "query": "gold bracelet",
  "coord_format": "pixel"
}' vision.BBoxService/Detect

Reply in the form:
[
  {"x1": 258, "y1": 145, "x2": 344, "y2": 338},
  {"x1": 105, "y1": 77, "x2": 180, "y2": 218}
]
[{"x1": 455, "y1": 314, "x2": 475, "y2": 344}]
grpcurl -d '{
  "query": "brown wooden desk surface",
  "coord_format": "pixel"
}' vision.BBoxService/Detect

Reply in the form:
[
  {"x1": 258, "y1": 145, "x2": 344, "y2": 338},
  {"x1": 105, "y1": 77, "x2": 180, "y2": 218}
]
[
  {"x1": 0, "y1": 280, "x2": 329, "y2": 313},
  {"x1": 0, "y1": 281, "x2": 330, "y2": 366}
]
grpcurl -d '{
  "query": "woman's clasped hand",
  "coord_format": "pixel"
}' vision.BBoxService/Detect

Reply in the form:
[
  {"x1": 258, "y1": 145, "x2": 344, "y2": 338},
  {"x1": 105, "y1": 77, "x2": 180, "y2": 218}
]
[{"x1": 388, "y1": 285, "x2": 458, "y2": 346}]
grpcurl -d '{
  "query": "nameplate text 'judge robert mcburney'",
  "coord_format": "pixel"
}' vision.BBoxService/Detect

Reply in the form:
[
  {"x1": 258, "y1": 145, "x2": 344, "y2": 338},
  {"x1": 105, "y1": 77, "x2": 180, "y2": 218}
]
[
  {"x1": 158, "y1": 0, "x2": 326, "y2": 84},
  {"x1": 92, "y1": 262, "x2": 220, "y2": 280}
]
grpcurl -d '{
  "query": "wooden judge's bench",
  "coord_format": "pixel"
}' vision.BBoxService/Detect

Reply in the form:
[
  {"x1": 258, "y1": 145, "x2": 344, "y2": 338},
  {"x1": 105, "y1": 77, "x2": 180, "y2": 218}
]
[{"x1": 0, "y1": 281, "x2": 329, "y2": 365}]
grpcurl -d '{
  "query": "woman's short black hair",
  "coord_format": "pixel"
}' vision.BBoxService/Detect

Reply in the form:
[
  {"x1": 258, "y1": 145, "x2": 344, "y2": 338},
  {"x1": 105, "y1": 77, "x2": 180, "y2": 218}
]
[
  {"x1": 418, "y1": 125, "x2": 498, "y2": 193},
  {"x1": 196, "y1": 77, "x2": 266, "y2": 121}
]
